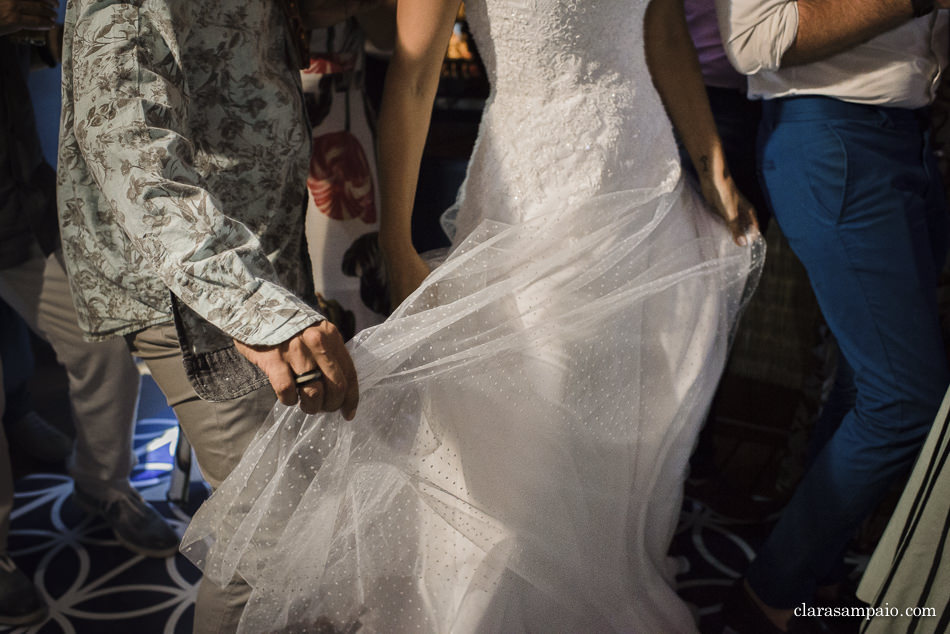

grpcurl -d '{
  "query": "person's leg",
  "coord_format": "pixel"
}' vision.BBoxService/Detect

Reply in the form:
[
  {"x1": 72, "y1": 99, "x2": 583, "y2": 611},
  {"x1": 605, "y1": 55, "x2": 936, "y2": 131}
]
[
  {"x1": 0, "y1": 300, "x2": 34, "y2": 424},
  {"x1": 125, "y1": 323, "x2": 275, "y2": 489},
  {"x1": 0, "y1": 248, "x2": 177, "y2": 557},
  {"x1": 0, "y1": 249, "x2": 139, "y2": 498},
  {"x1": 804, "y1": 353, "x2": 855, "y2": 467},
  {"x1": 746, "y1": 100, "x2": 950, "y2": 610},
  {"x1": 799, "y1": 354, "x2": 858, "y2": 590},
  {"x1": 126, "y1": 323, "x2": 275, "y2": 633},
  {"x1": 0, "y1": 299, "x2": 73, "y2": 464},
  {"x1": 192, "y1": 574, "x2": 255, "y2": 634},
  {"x1": 0, "y1": 360, "x2": 46, "y2": 626}
]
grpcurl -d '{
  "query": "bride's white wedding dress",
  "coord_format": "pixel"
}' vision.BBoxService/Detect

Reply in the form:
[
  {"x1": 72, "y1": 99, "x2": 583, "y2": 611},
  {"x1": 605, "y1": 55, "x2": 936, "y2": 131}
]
[{"x1": 182, "y1": 1, "x2": 763, "y2": 631}]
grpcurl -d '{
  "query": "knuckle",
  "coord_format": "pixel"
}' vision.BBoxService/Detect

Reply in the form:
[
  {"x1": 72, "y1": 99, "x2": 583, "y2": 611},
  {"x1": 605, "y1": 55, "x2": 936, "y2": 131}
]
[
  {"x1": 272, "y1": 378, "x2": 294, "y2": 395},
  {"x1": 303, "y1": 327, "x2": 328, "y2": 350},
  {"x1": 286, "y1": 336, "x2": 306, "y2": 356}
]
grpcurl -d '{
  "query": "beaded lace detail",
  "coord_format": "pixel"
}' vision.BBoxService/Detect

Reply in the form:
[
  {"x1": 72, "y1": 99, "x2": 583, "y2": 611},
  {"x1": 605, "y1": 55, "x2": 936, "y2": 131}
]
[{"x1": 452, "y1": 0, "x2": 680, "y2": 240}]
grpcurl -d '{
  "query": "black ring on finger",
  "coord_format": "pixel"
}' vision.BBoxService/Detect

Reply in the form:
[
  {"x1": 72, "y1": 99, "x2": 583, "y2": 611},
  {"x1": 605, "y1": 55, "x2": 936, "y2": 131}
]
[{"x1": 294, "y1": 369, "x2": 323, "y2": 385}]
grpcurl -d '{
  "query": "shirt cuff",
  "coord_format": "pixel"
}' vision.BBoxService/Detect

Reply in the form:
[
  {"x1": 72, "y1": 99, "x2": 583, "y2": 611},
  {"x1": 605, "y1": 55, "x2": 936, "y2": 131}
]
[{"x1": 224, "y1": 281, "x2": 326, "y2": 346}]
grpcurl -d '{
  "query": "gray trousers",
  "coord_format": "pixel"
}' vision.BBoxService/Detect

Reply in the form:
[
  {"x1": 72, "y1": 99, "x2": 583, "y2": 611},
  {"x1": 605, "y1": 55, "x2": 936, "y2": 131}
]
[
  {"x1": 0, "y1": 247, "x2": 140, "y2": 552},
  {"x1": 125, "y1": 323, "x2": 275, "y2": 634},
  {"x1": 0, "y1": 246, "x2": 271, "y2": 631}
]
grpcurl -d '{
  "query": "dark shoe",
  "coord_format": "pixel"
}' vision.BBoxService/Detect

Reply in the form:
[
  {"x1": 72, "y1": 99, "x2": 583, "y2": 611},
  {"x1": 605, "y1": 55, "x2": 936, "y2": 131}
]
[
  {"x1": 0, "y1": 555, "x2": 47, "y2": 626},
  {"x1": 72, "y1": 486, "x2": 180, "y2": 558},
  {"x1": 721, "y1": 579, "x2": 826, "y2": 634},
  {"x1": 6, "y1": 411, "x2": 73, "y2": 463}
]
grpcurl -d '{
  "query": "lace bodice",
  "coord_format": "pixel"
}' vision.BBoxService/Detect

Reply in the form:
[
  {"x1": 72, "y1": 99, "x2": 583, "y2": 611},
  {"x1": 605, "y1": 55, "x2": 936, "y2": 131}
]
[{"x1": 454, "y1": 0, "x2": 681, "y2": 238}]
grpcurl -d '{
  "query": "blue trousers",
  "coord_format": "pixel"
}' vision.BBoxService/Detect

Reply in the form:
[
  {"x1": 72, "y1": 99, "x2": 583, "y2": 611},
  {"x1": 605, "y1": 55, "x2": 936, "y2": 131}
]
[{"x1": 746, "y1": 96, "x2": 950, "y2": 608}]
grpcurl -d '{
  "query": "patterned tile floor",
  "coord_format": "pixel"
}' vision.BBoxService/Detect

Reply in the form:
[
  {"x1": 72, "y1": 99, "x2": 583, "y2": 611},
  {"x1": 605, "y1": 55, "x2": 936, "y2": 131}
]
[
  {"x1": 3, "y1": 376, "x2": 203, "y2": 634},
  {"x1": 0, "y1": 377, "x2": 814, "y2": 634}
]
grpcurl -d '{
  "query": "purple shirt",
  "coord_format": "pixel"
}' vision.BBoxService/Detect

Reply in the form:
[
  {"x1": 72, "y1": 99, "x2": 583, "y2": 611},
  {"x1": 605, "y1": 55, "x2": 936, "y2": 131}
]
[{"x1": 684, "y1": 0, "x2": 747, "y2": 92}]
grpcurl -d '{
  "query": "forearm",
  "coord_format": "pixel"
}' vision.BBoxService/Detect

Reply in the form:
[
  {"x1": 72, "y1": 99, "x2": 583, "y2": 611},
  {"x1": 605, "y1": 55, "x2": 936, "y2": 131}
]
[
  {"x1": 376, "y1": 0, "x2": 459, "y2": 255},
  {"x1": 718, "y1": 0, "x2": 921, "y2": 73},
  {"x1": 645, "y1": 0, "x2": 728, "y2": 185},
  {"x1": 376, "y1": 70, "x2": 433, "y2": 253},
  {"x1": 783, "y1": 0, "x2": 916, "y2": 66}
]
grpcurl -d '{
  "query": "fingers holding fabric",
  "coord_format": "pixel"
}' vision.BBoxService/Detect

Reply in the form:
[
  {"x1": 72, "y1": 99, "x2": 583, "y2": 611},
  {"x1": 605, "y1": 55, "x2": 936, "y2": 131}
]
[
  {"x1": 725, "y1": 191, "x2": 761, "y2": 246},
  {"x1": 699, "y1": 170, "x2": 761, "y2": 247},
  {"x1": 233, "y1": 321, "x2": 359, "y2": 419},
  {"x1": 300, "y1": 321, "x2": 359, "y2": 419}
]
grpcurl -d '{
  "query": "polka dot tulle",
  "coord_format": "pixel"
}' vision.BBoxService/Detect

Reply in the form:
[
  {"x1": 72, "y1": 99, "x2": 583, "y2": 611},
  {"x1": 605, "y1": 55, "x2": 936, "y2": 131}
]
[{"x1": 181, "y1": 1, "x2": 764, "y2": 631}]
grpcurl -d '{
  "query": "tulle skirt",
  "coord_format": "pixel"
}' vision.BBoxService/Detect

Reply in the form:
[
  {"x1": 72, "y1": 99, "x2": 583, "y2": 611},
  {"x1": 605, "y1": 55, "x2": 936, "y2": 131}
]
[{"x1": 182, "y1": 178, "x2": 763, "y2": 633}]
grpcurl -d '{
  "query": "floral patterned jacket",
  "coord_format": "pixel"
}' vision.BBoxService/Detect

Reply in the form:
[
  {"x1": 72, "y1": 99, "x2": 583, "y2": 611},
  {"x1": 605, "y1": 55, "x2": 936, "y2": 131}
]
[{"x1": 57, "y1": 0, "x2": 323, "y2": 395}]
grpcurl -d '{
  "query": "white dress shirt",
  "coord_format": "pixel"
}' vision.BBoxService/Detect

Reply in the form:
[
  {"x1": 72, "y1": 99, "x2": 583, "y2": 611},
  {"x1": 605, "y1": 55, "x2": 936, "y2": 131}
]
[{"x1": 715, "y1": 0, "x2": 949, "y2": 108}]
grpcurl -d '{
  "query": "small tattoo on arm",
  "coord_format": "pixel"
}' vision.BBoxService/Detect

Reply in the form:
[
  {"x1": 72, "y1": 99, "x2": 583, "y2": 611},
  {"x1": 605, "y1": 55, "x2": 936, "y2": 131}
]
[{"x1": 700, "y1": 155, "x2": 710, "y2": 174}]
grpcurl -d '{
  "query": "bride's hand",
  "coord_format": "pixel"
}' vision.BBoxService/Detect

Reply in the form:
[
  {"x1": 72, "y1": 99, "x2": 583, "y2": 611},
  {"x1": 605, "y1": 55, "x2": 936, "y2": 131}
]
[
  {"x1": 382, "y1": 242, "x2": 431, "y2": 309},
  {"x1": 699, "y1": 169, "x2": 760, "y2": 247}
]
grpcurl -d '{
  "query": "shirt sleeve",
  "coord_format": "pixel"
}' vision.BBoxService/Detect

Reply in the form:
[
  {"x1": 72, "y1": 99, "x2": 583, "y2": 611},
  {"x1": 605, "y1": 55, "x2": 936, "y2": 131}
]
[
  {"x1": 68, "y1": 1, "x2": 322, "y2": 346},
  {"x1": 715, "y1": 0, "x2": 800, "y2": 74}
]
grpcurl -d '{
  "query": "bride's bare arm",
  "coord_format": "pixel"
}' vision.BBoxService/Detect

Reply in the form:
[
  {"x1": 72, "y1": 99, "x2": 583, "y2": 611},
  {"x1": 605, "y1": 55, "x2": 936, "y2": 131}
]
[
  {"x1": 643, "y1": 0, "x2": 758, "y2": 246},
  {"x1": 377, "y1": 0, "x2": 462, "y2": 307}
]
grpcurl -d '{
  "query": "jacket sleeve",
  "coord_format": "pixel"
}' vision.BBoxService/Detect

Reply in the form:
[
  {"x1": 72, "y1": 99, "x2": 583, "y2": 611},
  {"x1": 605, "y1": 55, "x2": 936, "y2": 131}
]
[
  {"x1": 68, "y1": 0, "x2": 322, "y2": 346},
  {"x1": 715, "y1": 0, "x2": 799, "y2": 74}
]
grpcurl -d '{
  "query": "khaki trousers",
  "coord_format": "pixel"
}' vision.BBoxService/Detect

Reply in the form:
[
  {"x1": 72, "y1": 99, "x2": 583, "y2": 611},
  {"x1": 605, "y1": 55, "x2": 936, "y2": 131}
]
[
  {"x1": 0, "y1": 248, "x2": 140, "y2": 552},
  {"x1": 125, "y1": 323, "x2": 275, "y2": 634}
]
